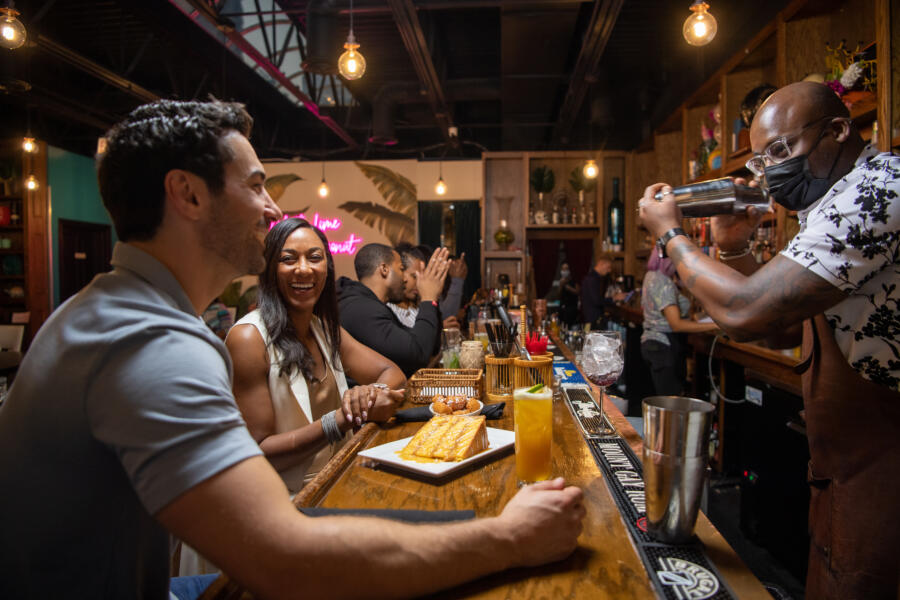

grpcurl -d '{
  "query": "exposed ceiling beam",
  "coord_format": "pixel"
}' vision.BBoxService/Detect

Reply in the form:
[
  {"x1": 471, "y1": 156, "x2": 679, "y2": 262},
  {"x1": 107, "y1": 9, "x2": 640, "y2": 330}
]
[
  {"x1": 387, "y1": 0, "x2": 453, "y2": 141},
  {"x1": 222, "y1": 0, "x2": 589, "y2": 18},
  {"x1": 551, "y1": 0, "x2": 624, "y2": 145},
  {"x1": 173, "y1": 0, "x2": 359, "y2": 149},
  {"x1": 35, "y1": 35, "x2": 160, "y2": 104}
]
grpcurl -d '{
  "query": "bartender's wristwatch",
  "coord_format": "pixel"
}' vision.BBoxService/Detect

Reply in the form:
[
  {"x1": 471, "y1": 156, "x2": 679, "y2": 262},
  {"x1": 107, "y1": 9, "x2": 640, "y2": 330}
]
[{"x1": 656, "y1": 227, "x2": 687, "y2": 258}]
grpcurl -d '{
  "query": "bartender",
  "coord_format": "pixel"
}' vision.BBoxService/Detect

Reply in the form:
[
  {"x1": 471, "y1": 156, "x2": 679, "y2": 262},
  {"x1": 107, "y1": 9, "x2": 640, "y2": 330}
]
[{"x1": 639, "y1": 81, "x2": 899, "y2": 599}]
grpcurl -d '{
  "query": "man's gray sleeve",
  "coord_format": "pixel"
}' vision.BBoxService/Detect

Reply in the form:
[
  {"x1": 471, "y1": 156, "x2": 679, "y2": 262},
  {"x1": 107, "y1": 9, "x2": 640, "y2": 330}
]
[{"x1": 86, "y1": 327, "x2": 262, "y2": 514}]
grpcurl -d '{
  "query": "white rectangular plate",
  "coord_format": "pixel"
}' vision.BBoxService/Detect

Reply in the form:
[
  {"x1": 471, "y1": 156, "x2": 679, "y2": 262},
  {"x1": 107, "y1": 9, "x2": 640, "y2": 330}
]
[{"x1": 358, "y1": 427, "x2": 515, "y2": 478}]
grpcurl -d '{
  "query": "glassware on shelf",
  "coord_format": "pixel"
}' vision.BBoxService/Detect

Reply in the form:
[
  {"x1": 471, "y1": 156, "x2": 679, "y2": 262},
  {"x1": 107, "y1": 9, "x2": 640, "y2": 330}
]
[
  {"x1": 493, "y1": 196, "x2": 516, "y2": 250},
  {"x1": 581, "y1": 330, "x2": 624, "y2": 435}
]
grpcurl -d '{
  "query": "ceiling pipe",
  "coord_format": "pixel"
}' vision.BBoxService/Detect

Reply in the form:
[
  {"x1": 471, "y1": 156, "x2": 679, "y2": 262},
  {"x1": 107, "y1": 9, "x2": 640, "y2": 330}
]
[
  {"x1": 369, "y1": 79, "x2": 501, "y2": 145},
  {"x1": 301, "y1": 0, "x2": 340, "y2": 75}
]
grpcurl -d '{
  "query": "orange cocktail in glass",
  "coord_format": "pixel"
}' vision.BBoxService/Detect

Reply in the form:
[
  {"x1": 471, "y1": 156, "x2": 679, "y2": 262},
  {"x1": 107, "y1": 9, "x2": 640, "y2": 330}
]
[{"x1": 514, "y1": 385, "x2": 553, "y2": 484}]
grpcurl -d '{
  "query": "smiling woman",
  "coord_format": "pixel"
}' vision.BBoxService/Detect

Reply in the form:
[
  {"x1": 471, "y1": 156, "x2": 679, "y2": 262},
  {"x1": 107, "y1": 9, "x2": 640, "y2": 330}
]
[{"x1": 223, "y1": 218, "x2": 406, "y2": 497}]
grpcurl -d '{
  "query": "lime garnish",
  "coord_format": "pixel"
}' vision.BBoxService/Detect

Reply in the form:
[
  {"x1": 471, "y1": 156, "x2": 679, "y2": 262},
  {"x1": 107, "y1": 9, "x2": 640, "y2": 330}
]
[{"x1": 527, "y1": 383, "x2": 544, "y2": 393}]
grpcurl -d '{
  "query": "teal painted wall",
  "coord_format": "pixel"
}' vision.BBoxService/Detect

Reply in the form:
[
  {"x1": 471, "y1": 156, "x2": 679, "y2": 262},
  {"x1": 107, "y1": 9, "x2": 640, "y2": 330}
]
[{"x1": 47, "y1": 146, "x2": 116, "y2": 308}]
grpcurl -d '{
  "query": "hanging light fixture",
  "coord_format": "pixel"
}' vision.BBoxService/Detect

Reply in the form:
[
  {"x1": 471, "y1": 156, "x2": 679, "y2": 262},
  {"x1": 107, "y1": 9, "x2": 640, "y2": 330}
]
[
  {"x1": 22, "y1": 137, "x2": 36, "y2": 153},
  {"x1": 435, "y1": 162, "x2": 447, "y2": 196},
  {"x1": 0, "y1": 3, "x2": 26, "y2": 50},
  {"x1": 24, "y1": 174, "x2": 38, "y2": 191},
  {"x1": 683, "y1": 1, "x2": 717, "y2": 47},
  {"x1": 583, "y1": 159, "x2": 598, "y2": 179},
  {"x1": 317, "y1": 162, "x2": 330, "y2": 198},
  {"x1": 337, "y1": 0, "x2": 366, "y2": 80}
]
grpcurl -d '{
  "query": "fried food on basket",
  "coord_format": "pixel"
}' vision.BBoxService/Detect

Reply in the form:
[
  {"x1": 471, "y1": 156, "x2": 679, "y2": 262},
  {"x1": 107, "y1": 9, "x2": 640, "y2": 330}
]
[{"x1": 431, "y1": 394, "x2": 480, "y2": 415}]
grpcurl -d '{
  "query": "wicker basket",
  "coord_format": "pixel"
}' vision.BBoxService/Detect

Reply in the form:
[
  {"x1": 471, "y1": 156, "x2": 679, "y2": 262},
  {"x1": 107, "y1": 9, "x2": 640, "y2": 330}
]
[
  {"x1": 484, "y1": 354, "x2": 514, "y2": 402},
  {"x1": 513, "y1": 356, "x2": 553, "y2": 390},
  {"x1": 407, "y1": 368, "x2": 484, "y2": 404}
]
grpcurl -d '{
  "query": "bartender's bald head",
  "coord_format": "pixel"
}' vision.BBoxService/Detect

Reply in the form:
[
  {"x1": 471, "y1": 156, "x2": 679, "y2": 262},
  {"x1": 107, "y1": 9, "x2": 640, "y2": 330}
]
[{"x1": 750, "y1": 81, "x2": 863, "y2": 184}]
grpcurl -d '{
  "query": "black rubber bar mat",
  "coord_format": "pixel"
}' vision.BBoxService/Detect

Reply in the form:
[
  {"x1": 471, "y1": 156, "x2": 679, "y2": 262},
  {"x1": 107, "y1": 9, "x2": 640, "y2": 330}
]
[{"x1": 587, "y1": 437, "x2": 738, "y2": 600}]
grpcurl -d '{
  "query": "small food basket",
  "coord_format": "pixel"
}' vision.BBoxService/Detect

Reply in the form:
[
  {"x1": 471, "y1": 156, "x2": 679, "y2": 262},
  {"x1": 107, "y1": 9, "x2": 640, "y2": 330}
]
[{"x1": 407, "y1": 368, "x2": 484, "y2": 404}]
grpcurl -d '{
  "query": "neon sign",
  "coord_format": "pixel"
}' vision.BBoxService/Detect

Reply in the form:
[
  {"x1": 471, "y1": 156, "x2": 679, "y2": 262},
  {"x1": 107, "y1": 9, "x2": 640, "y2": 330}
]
[{"x1": 274, "y1": 212, "x2": 364, "y2": 255}]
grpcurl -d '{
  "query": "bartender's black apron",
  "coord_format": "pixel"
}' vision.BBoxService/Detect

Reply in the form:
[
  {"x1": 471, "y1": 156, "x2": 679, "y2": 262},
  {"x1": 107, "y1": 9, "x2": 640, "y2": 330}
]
[{"x1": 796, "y1": 315, "x2": 900, "y2": 599}]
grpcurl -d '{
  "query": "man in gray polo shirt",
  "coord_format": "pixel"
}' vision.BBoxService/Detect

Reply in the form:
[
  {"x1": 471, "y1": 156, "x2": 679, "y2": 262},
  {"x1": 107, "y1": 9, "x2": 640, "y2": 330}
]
[{"x1": 0, "y1": 100, "x2": 585, "y2": 599}]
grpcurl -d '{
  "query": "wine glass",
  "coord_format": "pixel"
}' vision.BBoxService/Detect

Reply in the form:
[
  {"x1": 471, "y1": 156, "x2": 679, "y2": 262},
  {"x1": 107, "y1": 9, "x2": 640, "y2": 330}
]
[{"x1": 581, "y1": 330, "x2": 624, "y2": 435}]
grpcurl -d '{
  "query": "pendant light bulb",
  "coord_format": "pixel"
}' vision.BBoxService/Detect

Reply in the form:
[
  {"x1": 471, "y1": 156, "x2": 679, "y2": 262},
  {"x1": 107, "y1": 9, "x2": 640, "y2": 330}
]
[
  {"x1": 435, "y1": 177, "x2": 447, "y2": 196},
  {"x1": 22, "y1": 137, "x2": 36, "y2": 153},
  {"x1": 317, "y1": 162, "x2": 329, "y2": 197},
  {"x1": 338, "y1": 34, "x2": 366, "y2": 80},
  {"x1": 683, "y1": 1, "x2": 717, "y2": 47},
  {"x1": 25, "y1": 174, "x2": 38, "y2": 191},
  {"x1": 0, "y1": 7, "x2": 25, "y2": 50},
  {"x1": 583, "y1": 159, "x2": 599, "y2": 179}
]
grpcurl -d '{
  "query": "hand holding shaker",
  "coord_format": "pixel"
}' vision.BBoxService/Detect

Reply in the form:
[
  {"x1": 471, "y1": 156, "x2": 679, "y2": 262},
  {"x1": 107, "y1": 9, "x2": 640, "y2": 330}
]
[
  {"x1": 642, "y1": 396, "x2": 715, "y2": 544},
  {"x1": 654, "y1": 177, "x2": 770, "y2": 217}
]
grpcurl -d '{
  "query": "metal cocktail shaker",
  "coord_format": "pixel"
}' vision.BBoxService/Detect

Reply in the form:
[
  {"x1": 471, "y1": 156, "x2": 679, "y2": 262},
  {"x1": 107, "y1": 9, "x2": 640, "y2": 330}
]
[
  {"x1": 653, "y1": 177, "x2": 770, "y2": 217},
  {"x1": 642, "y1": 396, "x2": 715, "y2": 544}
]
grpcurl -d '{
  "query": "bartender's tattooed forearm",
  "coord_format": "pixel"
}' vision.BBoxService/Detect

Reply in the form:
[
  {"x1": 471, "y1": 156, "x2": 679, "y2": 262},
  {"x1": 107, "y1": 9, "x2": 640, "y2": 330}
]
[
  {"x1": 668, "y1": 242, "x2": 704, "y2": 289},
  {"x1": 669, "y1": 240, "x2": 845, "y2": 338}
]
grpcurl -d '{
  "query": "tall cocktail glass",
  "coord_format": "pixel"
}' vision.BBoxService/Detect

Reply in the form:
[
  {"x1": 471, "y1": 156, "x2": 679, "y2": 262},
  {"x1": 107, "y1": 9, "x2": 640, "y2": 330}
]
[
  {"x1": 581, "y1": 330, "x2": 624, "y2": 435},
  {"x1": 513, "y1": 385, "x2": 553, "y2": 485}
]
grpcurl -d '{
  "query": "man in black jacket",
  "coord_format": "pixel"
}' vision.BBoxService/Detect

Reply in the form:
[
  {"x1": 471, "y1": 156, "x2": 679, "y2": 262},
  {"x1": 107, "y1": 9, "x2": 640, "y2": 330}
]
[{"x1": 338, "y1": 243, "x2": 450, "y2": 376}]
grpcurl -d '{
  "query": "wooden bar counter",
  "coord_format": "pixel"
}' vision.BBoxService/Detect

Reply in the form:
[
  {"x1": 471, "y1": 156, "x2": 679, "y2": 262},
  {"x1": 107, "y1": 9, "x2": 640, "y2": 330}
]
[{"x1": 282, "y1": 346, "x2": 769, "y2": 600}]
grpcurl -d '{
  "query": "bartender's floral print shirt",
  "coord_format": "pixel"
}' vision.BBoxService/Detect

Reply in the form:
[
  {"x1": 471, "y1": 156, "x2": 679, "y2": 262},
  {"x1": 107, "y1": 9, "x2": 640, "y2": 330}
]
[{"x1": 783, "y1": 145, "x2": 900, "y2": 392}]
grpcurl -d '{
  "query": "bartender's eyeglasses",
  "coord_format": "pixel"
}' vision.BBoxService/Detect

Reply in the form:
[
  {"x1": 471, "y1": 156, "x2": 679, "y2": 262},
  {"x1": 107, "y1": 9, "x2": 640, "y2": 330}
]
[{"x1": 745, "y1": 116, "x2": 835, "y2": 177}]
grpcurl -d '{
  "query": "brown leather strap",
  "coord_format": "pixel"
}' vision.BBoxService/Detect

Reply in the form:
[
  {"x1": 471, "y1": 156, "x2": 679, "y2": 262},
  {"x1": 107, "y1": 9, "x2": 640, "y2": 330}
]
[{"x1": 793, "y1": 318, "x2": 818, "y2": 375}]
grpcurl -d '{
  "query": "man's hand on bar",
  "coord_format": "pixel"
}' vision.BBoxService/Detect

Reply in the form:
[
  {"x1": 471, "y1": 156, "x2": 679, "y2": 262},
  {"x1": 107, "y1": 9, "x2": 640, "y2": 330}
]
[{"x1": 497, "y1": 477, "x2": 585, "y2": 566}]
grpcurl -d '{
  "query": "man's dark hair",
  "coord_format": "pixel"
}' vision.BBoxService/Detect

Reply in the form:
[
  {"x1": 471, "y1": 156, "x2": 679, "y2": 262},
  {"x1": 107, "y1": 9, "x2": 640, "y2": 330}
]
[
  {"x1": 354, "y1": 243, "x2": 396, "y2": 280},
  {"x1": 416, "y1": 244, "x2": 434, "y2": 261},
  {"x1": 97, "y1": 99, "x2": 253, "y2": 241},
  {"x1": 258, "y1": 218, "x2": 341, "y2": 380},
  {"x1": 395, "y1": 242, "x2": 425, "y2": 270}
]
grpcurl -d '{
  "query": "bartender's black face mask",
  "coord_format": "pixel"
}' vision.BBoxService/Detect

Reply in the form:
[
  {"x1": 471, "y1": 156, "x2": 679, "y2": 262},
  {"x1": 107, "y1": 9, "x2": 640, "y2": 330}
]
[{"x1": 763, "y1": 126, "x2": 840, "y2": 212}]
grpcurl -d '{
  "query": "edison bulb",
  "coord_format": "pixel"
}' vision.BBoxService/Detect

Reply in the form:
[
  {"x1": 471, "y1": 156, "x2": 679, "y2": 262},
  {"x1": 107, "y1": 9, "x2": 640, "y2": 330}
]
[
  {"x1": 683, "y1": 2, "x2": 717, "y2": 47},
  {"x1": 338, "y1": 39, "x2": 366, "y2": 80},
  {"x1": 25, "y1": 175, "x2": 38, "y2": 191},
  {"x1": 435, "y1": 178, "x2": 447, "y2": 196},
  {"x1": 0, "y1": 8, "x2": 26, "y2": 50},
  {"x1": 583, "y1": 160, "x2": 598, "y2": 179},
  {"x1": 317, "y1": 180, "x2": 330, "y2": 198},
  {"x1": 22, "y1": 137, "x2": 36, "y2": 153}
]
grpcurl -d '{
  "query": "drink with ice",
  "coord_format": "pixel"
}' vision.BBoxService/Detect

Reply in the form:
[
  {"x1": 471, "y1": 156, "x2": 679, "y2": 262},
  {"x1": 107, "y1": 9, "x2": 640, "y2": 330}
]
[
  {"x1": 581, "y1": 331, "x2": 623, "y2": 435},
  {"x1": 513, "y1": 384, "x2": 553, "y2": 484}
]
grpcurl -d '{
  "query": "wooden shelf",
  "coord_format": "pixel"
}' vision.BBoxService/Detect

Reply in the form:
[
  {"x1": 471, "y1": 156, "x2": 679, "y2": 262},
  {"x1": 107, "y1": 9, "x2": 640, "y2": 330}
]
[
  {"x1": 0, "y1": 250, "x2": 23, "y2": 255},
  {"x1": 0, "y1": 275, "x2": 25, "y2": 280},
  {"x1": 484, "y1": 250, "x2": 523, "y2": 259},
  {"x1": 525, "y1": 224, "x2": 600, "y2": 230},
  {"x1": 0, "y1": 225, "x2": 23, "y2": 231}
]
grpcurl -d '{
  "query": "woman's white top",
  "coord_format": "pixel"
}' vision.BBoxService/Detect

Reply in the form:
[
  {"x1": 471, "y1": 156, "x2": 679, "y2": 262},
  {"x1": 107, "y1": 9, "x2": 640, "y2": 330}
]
[{"x1": 232, "y1": 310, "x2": 349, "y2": 493}]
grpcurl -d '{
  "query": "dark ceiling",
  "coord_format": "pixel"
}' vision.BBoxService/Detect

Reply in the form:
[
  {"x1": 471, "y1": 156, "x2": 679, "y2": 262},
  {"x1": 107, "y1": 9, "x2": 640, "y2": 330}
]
[{"x1": 1, "y1": 0, "x2": 793, "y2": 161}]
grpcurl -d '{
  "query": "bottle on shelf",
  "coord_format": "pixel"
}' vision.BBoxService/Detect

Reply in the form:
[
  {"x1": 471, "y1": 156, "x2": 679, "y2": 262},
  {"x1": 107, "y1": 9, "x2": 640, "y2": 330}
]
[{"x1": 608, "y1": 177, "x2": 624, "y2": 251}]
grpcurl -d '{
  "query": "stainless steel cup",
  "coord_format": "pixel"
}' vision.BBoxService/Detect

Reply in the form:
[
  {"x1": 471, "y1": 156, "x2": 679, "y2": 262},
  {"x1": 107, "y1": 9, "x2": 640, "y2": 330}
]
[{"x1": 642, "y1": 396, "x2": 714, "y2": 544}]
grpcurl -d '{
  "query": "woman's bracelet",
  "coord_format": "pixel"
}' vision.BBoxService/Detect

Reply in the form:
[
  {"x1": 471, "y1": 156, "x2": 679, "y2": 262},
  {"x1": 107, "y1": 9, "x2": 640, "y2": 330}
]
[
  {"x1": 321, "y1": 410, "x2": 345, "y2": 444},
  {"x1": 718, "y1": 246, "x2": 752, "y2": 262}
]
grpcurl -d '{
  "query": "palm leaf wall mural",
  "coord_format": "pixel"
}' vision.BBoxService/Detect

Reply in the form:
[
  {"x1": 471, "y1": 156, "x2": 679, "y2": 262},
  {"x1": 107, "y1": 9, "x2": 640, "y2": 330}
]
[
  {"x1": 338, "y1": 162, "x2": 418, "y2": 244},
  {"x1": 264, "y1": 173, "x2": 303, "y2": 203},
  {"x1": 338, "y1": 201, "x2": 415, "y2": 245}
]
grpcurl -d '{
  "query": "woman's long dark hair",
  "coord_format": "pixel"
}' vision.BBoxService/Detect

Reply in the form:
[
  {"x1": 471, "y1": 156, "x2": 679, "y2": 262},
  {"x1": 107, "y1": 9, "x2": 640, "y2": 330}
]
[{"x1": 258, "y1": 218, "x2": 342, "y2": 380}]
